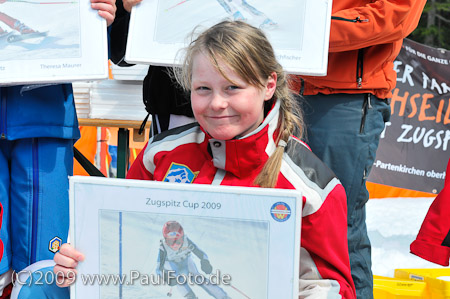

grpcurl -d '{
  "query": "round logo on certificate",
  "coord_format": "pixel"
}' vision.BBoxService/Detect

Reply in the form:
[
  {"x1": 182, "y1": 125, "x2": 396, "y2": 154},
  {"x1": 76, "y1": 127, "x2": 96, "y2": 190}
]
[{"x1": 270, "y1": 202, "x2": 291, "y2": 222}]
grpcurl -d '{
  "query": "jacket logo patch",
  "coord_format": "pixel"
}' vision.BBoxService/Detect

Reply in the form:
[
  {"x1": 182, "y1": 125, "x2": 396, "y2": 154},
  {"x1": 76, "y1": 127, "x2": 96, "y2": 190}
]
[
  {"x1": 49, "y1": 237, "x2": 62, "y2": 253},
  {"x1": 163, "y1": 162, "x2": 198, "y2": 184}
]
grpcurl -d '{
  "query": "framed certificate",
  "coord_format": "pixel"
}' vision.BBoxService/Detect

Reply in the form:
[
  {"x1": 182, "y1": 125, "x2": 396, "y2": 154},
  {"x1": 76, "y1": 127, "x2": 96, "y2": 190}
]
[
  {"x1": 125, "y1": 0, "x2": 332, "y2": 75},
  {"x1": 0, "y1": 1, "x2": 108, "y2": 85},
  {"x1": 69, "y1": 176, "x2": 301, "y2": 298}
]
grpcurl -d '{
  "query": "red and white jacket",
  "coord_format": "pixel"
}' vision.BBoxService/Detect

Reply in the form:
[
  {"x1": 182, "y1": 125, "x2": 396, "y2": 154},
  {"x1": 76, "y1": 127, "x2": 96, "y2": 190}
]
[{"x1": 127, "y1": 101, "x2": 356, "y2": 298}]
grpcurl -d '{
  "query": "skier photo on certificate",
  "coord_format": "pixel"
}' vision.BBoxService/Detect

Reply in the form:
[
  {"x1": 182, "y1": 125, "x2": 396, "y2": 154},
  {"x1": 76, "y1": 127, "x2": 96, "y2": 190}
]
[
  {"x1": 0, "y1": 10, "x2": 46, "y2": 43},
  {"x1": 0, "y1": 0, "x2": 85, "y2": 64},
  {"x1": 215, "y1": 0, "x2": 276, "y2": 29},
  {"x1": 157, "y1": 221, "x2": 230, "y2": 299}
]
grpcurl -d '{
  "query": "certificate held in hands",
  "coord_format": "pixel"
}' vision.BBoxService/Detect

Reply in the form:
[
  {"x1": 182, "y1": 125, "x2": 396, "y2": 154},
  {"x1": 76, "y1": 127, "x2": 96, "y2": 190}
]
[
  {"x1": 125, "y1": 0, "x2": 332, "y2": 76},
  {"x1": 69, "y1": 176, "x2": 302, "y2": 299},
  {"x1": 0, "y1": 1, "x2": 108, "y2": 85}
]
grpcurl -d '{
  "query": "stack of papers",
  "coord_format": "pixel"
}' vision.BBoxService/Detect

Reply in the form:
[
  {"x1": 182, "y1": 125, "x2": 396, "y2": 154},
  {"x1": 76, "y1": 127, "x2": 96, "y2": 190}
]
[
  {"x1": 72, "y1": 81, "x2": 92, "y2": 119},
  {"x1": 72, "y1": 79, "x2": 147, "y2": 121},
  {"x1": 110, "y1": 63, "x2": 148, "y2": 81}
]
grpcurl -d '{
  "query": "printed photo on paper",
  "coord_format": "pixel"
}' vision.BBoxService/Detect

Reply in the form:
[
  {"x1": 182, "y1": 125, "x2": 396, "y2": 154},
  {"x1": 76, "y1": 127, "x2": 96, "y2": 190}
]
[
  {"x1": 99, "y1": 211, "x2": 269, "y2": 298},
  {"x1": 126, "y1": 0, "x2": 332, "y2": 75}
]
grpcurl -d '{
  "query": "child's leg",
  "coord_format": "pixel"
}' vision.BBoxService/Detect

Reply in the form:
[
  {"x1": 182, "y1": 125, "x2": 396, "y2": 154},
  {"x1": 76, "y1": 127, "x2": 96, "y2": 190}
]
[
  {"x1": 186, "y1": 258, "x2": 229, "y2": 298},
  {"x1": 9, "y1": 137, "x2": 73, "y2": 272},
  {"x1": 166, "y1": 261, "x2": 196, "y2": 298}
]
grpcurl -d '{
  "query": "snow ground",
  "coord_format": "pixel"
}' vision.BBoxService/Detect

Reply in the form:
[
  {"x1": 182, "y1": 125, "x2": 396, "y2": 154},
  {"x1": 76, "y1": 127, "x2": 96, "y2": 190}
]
[{"x1": 366, "y1": 196, "x2": 445, "y2": 278}]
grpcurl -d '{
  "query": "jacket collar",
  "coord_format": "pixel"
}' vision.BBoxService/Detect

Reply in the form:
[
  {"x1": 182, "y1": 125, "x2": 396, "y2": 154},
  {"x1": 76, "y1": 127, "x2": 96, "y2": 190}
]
[{"x1": 202, "y1": 100, "x2": 280, "y2": 179}]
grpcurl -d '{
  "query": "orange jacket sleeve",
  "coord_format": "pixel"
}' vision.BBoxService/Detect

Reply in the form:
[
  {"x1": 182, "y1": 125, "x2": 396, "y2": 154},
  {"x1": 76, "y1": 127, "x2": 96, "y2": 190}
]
[{"x1": 329, "y1": 0, "x2": 426, "y2": 52}]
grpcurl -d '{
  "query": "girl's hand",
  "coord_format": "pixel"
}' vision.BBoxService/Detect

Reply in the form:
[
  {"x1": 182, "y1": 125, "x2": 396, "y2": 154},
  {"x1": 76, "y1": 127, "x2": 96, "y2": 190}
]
[
  {"x1": 123, "y1": 0, "x2": 142, "y2": 13},
  {"x1": 91, "y1": 0, "x2": 117, "y2": 26},
  {"x1": 53, "y1": 243, "x2": 85, "y2": 287}
]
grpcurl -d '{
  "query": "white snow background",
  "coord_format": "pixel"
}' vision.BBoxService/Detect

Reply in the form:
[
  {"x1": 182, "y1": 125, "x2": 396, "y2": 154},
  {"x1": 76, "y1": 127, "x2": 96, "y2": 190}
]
[{"x1": 367, "y1": 196, "x2": 444, "y2": 278}]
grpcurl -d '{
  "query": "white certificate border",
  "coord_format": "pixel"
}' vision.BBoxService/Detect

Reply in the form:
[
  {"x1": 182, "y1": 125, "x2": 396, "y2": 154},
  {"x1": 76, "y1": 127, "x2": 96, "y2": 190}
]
[{"x1": 69, "y1": 176, "x2": 301, "y2": 299}]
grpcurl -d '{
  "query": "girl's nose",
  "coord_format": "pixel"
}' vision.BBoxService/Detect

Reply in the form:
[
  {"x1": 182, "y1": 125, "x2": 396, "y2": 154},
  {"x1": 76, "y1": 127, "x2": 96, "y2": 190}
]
[{"x1": 209, "y1": 93, "x2": 228, "y2": 110}]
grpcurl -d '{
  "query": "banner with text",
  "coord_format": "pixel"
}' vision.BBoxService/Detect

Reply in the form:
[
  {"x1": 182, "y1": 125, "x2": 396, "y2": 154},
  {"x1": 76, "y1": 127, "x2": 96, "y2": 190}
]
[{"x1": 368, "y1": 38, "x2": 449, "y2": 194}]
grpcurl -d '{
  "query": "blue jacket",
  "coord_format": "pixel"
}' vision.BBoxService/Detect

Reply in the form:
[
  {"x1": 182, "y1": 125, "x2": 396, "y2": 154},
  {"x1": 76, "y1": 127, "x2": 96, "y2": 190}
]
[{"x1": 0, "y1": 84, "x2": 80, "y2": 141}]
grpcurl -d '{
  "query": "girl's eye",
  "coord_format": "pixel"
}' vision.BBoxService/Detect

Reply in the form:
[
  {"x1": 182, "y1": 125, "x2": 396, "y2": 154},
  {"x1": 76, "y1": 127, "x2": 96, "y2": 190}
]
[
  {"x1": 196, "y1": 86, "x2": 210, "y2": 91},
  {"x1": 227, "y1": 85, "x2": 239, "y2": 90}
]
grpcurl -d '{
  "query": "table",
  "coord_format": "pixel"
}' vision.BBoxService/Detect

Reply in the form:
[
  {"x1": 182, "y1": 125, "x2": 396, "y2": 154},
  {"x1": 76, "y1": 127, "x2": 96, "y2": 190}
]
[{"x1": 78, "y1": 118, "x2": 150, "y2": 178}]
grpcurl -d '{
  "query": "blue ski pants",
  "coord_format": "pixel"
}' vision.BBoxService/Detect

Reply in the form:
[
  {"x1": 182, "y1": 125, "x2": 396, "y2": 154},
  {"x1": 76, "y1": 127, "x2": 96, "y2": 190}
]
[
  {"x1": 301, "y1": 93, "x2": 390, "y2": 299},
  {"x1": 0, "y1": 137, "x2": 74, "y2": 274}
]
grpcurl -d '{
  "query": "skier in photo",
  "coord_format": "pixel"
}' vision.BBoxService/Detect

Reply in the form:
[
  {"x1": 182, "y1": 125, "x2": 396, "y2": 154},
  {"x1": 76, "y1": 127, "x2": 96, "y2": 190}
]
[
  {"x1": 0, "y1": 11, "x2": 38, "y2": 40},
  {"x1": 215, "y1": 0, "x2": 276, "y2": 29},
  {"x1": 157, "y1": 221, "x2": 230, "y2": 299}
]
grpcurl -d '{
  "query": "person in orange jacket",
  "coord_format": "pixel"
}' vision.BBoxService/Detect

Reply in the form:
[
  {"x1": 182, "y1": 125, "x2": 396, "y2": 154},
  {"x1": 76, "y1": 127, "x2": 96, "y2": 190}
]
[
  {"x1": 410, "y1": 158, "x2": 450, "y2": 267},
  {"x1": 290, "y1": 1, "x2": 427, "y2": 298}
]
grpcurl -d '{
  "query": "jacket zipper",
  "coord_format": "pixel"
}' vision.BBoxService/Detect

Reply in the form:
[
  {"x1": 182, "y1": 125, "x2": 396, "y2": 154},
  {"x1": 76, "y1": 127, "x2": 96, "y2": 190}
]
[
  {"x1": 357, "y1": 48, "x2": 364, "y2": 88},
  {"x1": 331, "y1": 16, "x2": 369, "y2": 23},
  {"x1": 31, "y1": 138, "x2": 39, "y2": 264},
  {"x1": 1, "y1": 88, "x2": 6, "y2": 139},
  {"x1": 331, "y1": 16, "x2": 368, "y2": 88}
]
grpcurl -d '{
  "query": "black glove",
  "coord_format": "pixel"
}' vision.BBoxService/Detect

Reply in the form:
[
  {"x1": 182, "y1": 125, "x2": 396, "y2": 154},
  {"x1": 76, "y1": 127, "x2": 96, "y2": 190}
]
[
  {"x1": 161, "y1": 270, "x2": 177, "y2": 286},
  {"x1": 201, "y1": 259, "x2": 213, "y2": 274}
]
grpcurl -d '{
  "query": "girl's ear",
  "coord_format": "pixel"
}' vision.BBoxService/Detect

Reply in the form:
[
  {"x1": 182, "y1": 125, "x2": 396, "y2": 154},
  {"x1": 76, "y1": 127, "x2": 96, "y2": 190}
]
[{"x1": 264, "y1": 72, "x2": 277, "y2": 101}]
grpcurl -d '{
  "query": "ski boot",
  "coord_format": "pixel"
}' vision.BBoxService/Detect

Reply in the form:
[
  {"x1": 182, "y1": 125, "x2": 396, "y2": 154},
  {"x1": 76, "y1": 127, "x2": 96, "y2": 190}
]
[
  {"x1": 6, "y1": 20, "x2": 47, "y2": 43},
  {"x1": 13, "y1": 20, "x2": 36, "y2": 34},
  {"x1": 259, "y1": 18, "x2": 278, "y2": 30}
]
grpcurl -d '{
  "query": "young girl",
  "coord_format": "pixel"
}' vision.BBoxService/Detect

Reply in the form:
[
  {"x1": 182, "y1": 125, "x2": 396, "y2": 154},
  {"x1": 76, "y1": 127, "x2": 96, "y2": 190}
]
[{"x1": 54, "y1": 20, "x2": 356, "y2": 298}]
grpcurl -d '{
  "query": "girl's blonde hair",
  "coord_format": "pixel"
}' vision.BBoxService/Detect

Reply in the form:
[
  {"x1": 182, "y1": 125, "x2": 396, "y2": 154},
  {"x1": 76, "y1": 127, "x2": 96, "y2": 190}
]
[{"x1": 174, "y1": 20, "x2": 304, "y2": 188}]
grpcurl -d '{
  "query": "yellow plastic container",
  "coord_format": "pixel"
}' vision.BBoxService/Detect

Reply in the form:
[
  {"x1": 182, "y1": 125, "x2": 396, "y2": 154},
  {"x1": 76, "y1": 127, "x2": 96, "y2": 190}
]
[
  {"x1": 395, "y1": 268, "x2": 450, "y2": 299},
  {"x1": 374, "y1": 275, "x2": 427, "y2": 298}
]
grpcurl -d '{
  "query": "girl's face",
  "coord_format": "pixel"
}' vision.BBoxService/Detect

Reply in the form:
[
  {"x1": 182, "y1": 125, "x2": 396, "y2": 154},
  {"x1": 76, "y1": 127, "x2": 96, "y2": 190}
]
[{"x1": 190, "y1": 52, "x2": 276, "y2": 140}]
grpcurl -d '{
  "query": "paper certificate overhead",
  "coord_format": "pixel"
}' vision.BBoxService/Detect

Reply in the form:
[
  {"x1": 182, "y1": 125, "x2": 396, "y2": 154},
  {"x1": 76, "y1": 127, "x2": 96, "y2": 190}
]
[
  {"x1": 0, "y1": 1, "x2": 108, "y2": 85},
  {"x1": 69, "y1": 176, "x2": 302, "y2": 299},
  {"x1": 126, "y1": 0, "x2": 332, "y2": 76}
]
